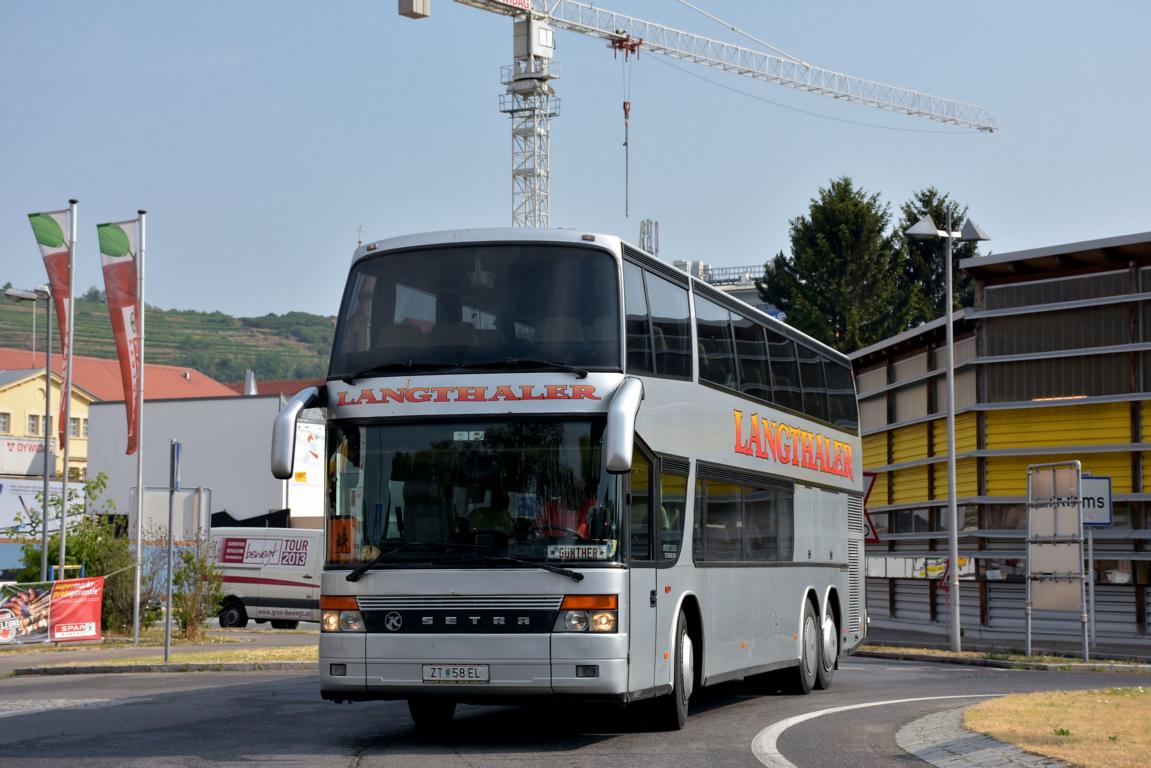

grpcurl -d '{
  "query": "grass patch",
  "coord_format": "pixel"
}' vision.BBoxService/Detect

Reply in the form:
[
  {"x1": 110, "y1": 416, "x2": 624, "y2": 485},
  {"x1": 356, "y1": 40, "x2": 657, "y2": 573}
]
[
  {"x1": 0, "y1": 632, "x2": 237, "y2": 656},
  {"x1": 48, "y1": 645, "x2": 318, "y2": 667},
  {"x1": 862, "y1": 644, "x2": 1135, "y2": 666},
  {"x1": 966, "y1": 687, "x2": 1150, "y2": 768}
]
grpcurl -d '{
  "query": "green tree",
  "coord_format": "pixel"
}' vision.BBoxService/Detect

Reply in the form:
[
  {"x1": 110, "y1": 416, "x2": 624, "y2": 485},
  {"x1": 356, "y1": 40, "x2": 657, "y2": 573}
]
[
  {"x1": 891, "y1": 187, "x2": 982, "y2": 328},
  {"x1": 171, "y1": 539, "x2": 223, "y2": 642},
  {"x1": 81, "y1": 285, "x2": 106, "y2": 303},
  {"x1": 757, "y1": 176, "x2": 901, "y2": 353},
  {"x1": 14, "y1": 473, "x2": 159, "y2": 633}
]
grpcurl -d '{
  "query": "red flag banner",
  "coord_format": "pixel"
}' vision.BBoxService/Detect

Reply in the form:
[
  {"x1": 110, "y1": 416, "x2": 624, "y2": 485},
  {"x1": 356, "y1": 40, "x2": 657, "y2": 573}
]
[
  {"x1": 0, "y1": 577, "x2": 104, "y2": 646},
  {"x1": 28, "y1": 210, "x2": 72, "y2": 451},
  {"x1": 97, "y1": 220, "x2": 141, "y2": 454}
]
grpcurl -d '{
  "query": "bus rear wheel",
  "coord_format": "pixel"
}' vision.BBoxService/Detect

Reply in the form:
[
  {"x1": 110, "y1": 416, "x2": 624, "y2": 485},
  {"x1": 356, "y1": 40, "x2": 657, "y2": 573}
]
[
  {"x1": 408, "y1": 697, "x2": 456, "y2": 729},
  {"x1": 787, "y1": 600, "x2": 819, "y2": 695},
  {"x1": 814, "y1": 602, "x2": 837, "y2": 691},
  {"x1": 657, "y1": 610, "x2": 693, "y2": 730}
]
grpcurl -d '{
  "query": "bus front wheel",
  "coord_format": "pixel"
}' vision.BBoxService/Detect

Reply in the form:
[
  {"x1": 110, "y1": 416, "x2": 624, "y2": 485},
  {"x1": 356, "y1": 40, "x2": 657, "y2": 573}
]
[
  {"x1": 408, "y1": 697, "x2": 456, "y2": 729},
  {"x1": 657, "y1": 610, "x2": 694, "y2": 730},
  {"x1": 787, "y1": 600, "x2": 819, "y2": 695}
]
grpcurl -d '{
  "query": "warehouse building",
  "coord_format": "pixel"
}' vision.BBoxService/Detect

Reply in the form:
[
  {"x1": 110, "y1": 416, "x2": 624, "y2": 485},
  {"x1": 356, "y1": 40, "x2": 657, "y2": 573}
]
[{"x1": 852, "y1": 232, "x2": 1151, "y2": 640}]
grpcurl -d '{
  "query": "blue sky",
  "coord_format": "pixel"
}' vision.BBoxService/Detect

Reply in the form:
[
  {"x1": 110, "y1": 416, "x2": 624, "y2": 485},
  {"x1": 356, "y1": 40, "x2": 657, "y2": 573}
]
[{"x1": 2, "y1": 1, "x2": 1149, "y2": 317}]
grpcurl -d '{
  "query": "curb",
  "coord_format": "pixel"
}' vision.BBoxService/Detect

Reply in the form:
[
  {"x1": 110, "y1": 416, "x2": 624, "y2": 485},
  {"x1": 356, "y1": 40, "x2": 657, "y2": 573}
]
[
  {"x1": 856, "y1": 649, "x2": 1151, "y2": 674},
  {"x1": 12, "y1": 661, "x2": 317, "y2": 676},
  {"x1": 896, "y1": 705, "x2": 1070, "y2": 768}
]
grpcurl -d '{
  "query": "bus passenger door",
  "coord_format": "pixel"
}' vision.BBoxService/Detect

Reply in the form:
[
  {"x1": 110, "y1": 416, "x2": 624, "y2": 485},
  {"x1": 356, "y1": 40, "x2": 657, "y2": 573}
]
[{"x1": 627, "y1": 451, "x2": 658, "y2": 695}]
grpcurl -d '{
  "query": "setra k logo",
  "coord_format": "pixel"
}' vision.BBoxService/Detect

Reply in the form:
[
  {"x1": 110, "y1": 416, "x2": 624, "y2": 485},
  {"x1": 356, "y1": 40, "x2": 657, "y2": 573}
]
[{"x1": 383, "y1": 611, "x2": 403, "y2": 632}]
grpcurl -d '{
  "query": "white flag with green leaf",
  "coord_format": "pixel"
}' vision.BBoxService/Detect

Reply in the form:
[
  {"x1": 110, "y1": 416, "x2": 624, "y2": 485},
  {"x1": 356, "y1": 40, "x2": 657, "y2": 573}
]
[
  {"x1": 97, "y1": 220, "x2": 142, "y2": 455},
  {"x1": 28, "y1": 210, "x2": 72, "y2": 451}
]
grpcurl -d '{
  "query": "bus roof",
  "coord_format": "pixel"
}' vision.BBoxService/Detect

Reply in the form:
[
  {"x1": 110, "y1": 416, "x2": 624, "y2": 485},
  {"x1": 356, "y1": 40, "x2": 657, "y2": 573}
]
[
  {"x1": 352, "y1": 228, "x2": 849, "y2": 367},
  {"x1": 353, "y1": 228, "x2": 623, "y2": 265}
]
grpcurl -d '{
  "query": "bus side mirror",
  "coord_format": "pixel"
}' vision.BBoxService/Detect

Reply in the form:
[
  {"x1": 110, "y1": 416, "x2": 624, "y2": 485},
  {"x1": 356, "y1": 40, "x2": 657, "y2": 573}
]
[
  {"x1": 605, "y1": 377, "x2": 644, "y2": 474},
  {"x1": 271, "y1": 386, "x2": 323, "y2": 479}
]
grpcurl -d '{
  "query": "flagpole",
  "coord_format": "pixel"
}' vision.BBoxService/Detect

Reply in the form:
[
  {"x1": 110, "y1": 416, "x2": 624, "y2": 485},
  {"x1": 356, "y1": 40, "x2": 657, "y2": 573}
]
[
  {"x1": 60, "y1": 199, "x2": 77, "y2": 576},
  {"x1": 132, "y1": 210, "x2": 147, "y2": 645}
]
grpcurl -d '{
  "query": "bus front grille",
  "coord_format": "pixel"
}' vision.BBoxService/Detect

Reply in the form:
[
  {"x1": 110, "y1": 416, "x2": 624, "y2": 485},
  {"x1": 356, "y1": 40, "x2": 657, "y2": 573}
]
[{"x1": 356, "y1": 595, "x2": 564, "y2": 611}]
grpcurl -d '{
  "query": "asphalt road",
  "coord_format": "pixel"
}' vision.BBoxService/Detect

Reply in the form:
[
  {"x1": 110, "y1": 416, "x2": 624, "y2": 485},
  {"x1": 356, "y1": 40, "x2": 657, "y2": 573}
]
[{"x1": 0, "y1": 658, "x2": 1146, "y2": 767}]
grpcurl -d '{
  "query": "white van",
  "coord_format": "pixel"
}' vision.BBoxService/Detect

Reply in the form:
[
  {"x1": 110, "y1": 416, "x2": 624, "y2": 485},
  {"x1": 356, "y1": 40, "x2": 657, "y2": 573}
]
[{"x1": 211, "y1": 527, "x2": 323, "y2": 629}]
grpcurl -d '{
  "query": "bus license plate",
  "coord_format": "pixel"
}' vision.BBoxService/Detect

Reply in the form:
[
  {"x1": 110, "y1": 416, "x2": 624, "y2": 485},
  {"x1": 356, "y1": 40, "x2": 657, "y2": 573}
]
[{"x1": 422, "y1": 664, "x2": 490, "y2": 684}]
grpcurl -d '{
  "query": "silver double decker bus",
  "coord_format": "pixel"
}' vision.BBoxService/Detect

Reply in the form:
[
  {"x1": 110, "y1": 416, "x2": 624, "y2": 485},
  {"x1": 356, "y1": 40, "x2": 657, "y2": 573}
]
[{"x1": 272, "y1": 229, "x2": 865, "y2": 730}]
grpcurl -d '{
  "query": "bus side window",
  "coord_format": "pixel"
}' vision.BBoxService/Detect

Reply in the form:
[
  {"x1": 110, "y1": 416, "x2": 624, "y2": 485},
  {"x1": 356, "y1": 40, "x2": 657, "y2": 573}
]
[
  {"x1": 658, "y1": 469, "x2": 687, "y2": 562},
  {"x1": 629, "y1": 452, "x2": 653, "y2": 561},
  {"x1": 646, "y1": 273, "x2": 692, "y2": 380},
  {"x1": 624, "y1": 262, "x2": 655, "y2": 375},
  {"x1": 695, "y1": 297, "x2": 737, "y2": 389}
]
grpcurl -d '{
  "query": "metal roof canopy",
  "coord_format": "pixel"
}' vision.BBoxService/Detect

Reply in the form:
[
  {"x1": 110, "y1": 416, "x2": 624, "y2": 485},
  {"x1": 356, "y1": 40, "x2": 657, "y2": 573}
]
[{"x1": 960, "y1": 230, "x2": 1151, "y2": 282}]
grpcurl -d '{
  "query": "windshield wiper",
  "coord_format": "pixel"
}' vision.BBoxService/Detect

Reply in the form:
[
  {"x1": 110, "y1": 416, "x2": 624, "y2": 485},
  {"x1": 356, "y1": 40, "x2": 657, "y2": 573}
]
[
  {"x1": 345, "y1": 541, "x2": 482, "y2": 582},
  {"x1": 451, "y1": 555, "x2": 584, "y2": 583},
  {"x1": 461, "y1": 358, "x2": 588, "y2": 379},
  {"x1": 340, "y1": 361, "x2": 457, "y2": 384}
]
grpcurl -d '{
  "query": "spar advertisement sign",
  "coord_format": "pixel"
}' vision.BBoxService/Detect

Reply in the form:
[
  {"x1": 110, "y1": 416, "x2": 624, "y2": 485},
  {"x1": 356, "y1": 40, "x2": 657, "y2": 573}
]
[{"x1": 0, "y1": 577, "x2": 104, "y2": 645}]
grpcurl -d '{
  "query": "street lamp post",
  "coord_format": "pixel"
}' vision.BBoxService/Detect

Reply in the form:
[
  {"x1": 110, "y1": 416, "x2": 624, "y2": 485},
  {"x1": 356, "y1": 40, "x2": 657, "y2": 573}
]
[
  {"x1": 906, "y1": 211, "x2": 989, "y2": 653},
  {"x1": 4, "y1": 285, "x2": 53, "y2": 582}
]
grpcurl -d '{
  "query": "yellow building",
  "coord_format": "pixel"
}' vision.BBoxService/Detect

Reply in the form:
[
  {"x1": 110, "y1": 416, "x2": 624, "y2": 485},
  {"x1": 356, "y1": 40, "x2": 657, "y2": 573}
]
[
  {"x1": 0, "y1": 368, "x2": 95, "y2": 480},
  {"x1": 852, "y1": 232, "x2": 1151, "y2": 639}
]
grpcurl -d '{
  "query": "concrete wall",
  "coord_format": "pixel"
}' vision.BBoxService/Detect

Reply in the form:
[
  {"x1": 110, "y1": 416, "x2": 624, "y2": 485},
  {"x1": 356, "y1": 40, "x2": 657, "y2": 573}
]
[{"x1": 89, "y1": 396, "x2": 290, "y2": 522}]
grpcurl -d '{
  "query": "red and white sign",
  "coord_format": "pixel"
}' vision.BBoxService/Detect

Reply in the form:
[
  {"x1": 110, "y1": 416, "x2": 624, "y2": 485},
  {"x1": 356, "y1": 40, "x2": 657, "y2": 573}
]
[
  {"x1": 0, "y1": 577, "x2": 103, "y2": 645},
  {"x1": 0, "y1": 437, "x2": 54, "y2": 476},
  {"x1": 48, "y1": 577, "x2": 104, "y2": 642}
]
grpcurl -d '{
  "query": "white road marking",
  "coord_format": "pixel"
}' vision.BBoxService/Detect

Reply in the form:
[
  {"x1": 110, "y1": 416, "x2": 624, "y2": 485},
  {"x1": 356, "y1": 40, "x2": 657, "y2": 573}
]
[
  {"x1": 750, "y1": 694, "x2": 1001, "y2": 768},
  {"x1": 0, "y1": 698, "x2": 144, "y2": 719}
]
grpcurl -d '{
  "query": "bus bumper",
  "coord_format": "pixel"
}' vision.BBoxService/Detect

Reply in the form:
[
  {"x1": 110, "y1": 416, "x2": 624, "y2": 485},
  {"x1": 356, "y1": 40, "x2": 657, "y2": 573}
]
[{"x1": 320, "y1": 632, "x2": 629, "y2": 699}]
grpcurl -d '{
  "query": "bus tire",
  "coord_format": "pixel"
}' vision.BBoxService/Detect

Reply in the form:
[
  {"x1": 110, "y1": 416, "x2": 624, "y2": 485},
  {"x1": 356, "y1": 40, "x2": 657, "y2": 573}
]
[
  {"x1": 657, "y1": 610, "x2": 694, "y2": 730},
  {"x1": 408, "y1": 697, "x2": 456, "y2": 729},
  {"x1": 787, "y1": 599, "x2": 819, "y2": 695},
  {"x1": 270, "y1": 620, "x2": 299, "y2": 630},
  {"x1": 814, "y1": 601, "x2": 837, "y2": 691},
  {"x1": 219, "y1": 599, "x2": 248, "y2": 629}
]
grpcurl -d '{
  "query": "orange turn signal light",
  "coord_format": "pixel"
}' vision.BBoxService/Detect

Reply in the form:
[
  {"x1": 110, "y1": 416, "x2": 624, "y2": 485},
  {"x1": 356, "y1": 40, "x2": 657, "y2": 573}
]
[
  {"x1": 321, "y1": 596, "x2": 358, "y2": 610},
  {"x1": 561, "y1": 594, "x2": 618, "y2": 610}
]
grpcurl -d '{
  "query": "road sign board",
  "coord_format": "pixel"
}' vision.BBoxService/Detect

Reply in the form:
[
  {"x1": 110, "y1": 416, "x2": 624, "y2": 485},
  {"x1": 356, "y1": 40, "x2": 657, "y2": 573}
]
[{"x1": 1081, "y1": 476, "x2": 1112, "y2": 527}]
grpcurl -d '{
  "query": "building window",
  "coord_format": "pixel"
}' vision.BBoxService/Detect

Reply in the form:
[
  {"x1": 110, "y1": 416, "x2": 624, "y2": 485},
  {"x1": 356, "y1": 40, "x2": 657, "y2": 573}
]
[
  {"x1": 982, "y1": 558, "x2": 1026, "y2": 582},
  {"x1": 890, "y1": 508, "x2": 931, "y2": 533},
  {"x1": 28, "y1": 414, "x2": 40, "y2": 436},
  {"x1": 985, "y1": 505, "x2": 1027, "y2": 530},
  {"x1": 0, "y1": 412, "x2": 9, "y2": 434},
  {"x1": 987, "y1": 354, "x2": 1129, "y2": 402},
  {"x1": 69, "y1": 417, "x2": 81, "y2": 438},
  {"x1": 82, "y1": 418, "x2": 89, "y2": 438},
  {"x1": 1091, "y1": 560, "x2": 1132, "y2": 585}
]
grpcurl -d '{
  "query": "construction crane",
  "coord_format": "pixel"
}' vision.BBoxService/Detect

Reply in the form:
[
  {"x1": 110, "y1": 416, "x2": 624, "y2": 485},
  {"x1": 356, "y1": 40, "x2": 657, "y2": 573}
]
[{"x1": 400, "y1": 0, "x2": 997, "y2": 228}]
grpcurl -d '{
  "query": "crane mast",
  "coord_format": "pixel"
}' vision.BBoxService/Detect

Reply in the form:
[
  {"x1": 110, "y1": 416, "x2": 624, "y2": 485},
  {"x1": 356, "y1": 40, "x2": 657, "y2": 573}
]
[{"x1": 407, "y1": 0, "x2": 997, "y2": 227}]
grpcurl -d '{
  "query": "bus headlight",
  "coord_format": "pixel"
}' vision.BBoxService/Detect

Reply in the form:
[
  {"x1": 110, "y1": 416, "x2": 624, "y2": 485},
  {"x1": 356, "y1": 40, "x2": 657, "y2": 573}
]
[
  {"x1": 321, "y1": 596, "x2": 363, "y2": 633},
  {"x1": 589, "y1": 610, "x2": 617, "y2": 632},
  {"x1": 554, "y1": 595, "x2": 618, "y2": 633},
  {"x1": 322, "y1": 610, "x2": 364, "y2": 632}
]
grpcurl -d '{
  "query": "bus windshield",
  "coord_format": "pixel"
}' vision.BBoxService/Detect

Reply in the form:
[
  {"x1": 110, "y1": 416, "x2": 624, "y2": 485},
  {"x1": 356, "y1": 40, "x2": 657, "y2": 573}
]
[
  {"x1": 326, "y1": 419, "x2": 621, "y2": 567},
  {"x1": 329, "y1": 244, "x2": 621, "y2": 380}
]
